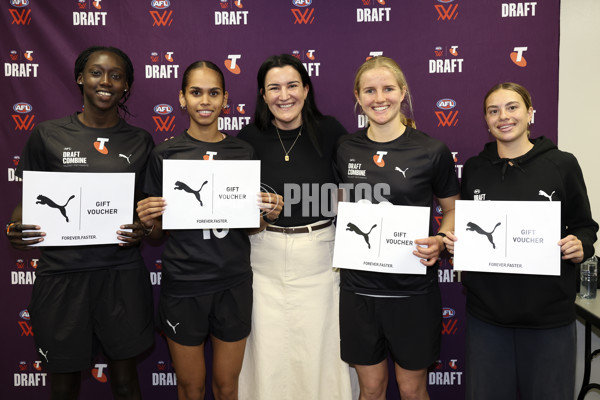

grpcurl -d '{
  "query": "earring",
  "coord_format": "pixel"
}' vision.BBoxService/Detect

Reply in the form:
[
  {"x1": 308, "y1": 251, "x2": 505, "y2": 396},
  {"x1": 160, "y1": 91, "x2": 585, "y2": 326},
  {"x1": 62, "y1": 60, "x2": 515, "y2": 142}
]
[
  {"x1": 180, "y1": 104, "x2": 186, "y2": 110},
  {"x1": 123, "y1": 89, "x2": 128, "y2": 93},
  {"x1": 78, "y1": 81, "x2": 82, "y2": 85}
]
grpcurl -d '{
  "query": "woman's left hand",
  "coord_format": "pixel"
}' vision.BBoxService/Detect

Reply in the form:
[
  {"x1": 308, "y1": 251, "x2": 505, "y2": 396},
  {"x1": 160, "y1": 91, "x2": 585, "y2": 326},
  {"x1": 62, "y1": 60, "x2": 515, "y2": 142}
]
[
  {"x1": 117, "y1": 221, "x2": 145, "y2": 247},
  {"x1": 558, "y1": 234, "x2": 584, "y2": 263},
  {"x1": 414, "y1": 235, "x2": 445, "y2": 266}
]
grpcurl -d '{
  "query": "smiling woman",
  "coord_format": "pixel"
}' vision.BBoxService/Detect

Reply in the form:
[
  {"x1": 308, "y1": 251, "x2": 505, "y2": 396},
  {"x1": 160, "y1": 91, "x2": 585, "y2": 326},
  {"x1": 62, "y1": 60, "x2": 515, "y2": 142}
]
[{"x1": 6, "y1": 46, "x2": 155, "y2": 400}]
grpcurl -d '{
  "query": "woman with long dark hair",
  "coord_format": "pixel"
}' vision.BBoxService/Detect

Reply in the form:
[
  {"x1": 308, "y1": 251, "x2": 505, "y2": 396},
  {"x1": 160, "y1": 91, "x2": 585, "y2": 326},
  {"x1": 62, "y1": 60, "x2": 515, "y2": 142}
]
[{"x1": 237, "y1": 54, "x2": 353, "y2": 400}]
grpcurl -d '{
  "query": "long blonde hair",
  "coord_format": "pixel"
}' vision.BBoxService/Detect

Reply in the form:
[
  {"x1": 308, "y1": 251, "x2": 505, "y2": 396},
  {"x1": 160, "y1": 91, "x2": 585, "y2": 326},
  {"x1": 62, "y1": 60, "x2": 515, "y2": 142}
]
[{"x1": 353, "y1": 56, "x2": 416, "y2": 128}]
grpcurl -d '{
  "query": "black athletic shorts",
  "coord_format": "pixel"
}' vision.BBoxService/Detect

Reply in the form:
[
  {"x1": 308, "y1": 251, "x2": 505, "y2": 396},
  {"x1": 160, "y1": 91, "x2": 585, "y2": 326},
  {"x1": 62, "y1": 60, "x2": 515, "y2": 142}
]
[
  {"x1": 28, "y1": 266, "x2": 154, "y2": 373},
  {"x1": 339, "y1": 288, "x2": 441, "y2": 370},
  {"x1": 158, "y1": 277, "x2": 252, "y2": 346}
]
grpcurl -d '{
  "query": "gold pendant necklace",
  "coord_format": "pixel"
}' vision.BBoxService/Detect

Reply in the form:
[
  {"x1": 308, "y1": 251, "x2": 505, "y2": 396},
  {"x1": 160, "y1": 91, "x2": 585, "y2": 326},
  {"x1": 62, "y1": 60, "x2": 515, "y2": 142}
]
[{"x1": 275, "y1": 124, "x2": 302, "y2": 162}]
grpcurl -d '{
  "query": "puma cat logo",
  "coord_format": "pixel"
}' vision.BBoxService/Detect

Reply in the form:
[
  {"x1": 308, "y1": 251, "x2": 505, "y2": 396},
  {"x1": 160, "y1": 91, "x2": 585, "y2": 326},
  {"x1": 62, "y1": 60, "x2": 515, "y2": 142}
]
[
  {"x1": 119, "y1": 153, "x2": 132, "y2": 164},
  {"x1": 538, "y1": 190, "x2": 555, "y2": 201},
  {"x1": 466, "y1": 221, "x2": 501, "y2": 249},
  {"x1": 166, "y1": 319, "x2": 180, "y2": 334},
  {"x1": 174, "y1": 180, "x2": 209, "y2": 206},
  {"x1": 346, "y1": 222, "x2": 378, "y2": 249},
  {"x1": 394, "y1": 167, "x2": 408, "y2": 178},
  {"x1": 38, "y1": 348, "x2": 49, "y2": 363},
  {"x1": 36, "y1": 194, "x2": 75, "y2": 222}
]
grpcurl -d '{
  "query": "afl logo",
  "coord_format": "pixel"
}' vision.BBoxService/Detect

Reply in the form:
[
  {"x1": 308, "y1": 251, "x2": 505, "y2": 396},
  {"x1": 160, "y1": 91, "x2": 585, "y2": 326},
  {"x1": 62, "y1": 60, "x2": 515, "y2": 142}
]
[
  {"x1": 151, "y1": 0, "x2": 170, "y2": 9},
  {"x1": 293, "y1": 0, "x2": 312, "y2": 7},
  {"x1": 19, "y1": 309, "x2": 30, "y2": 320},
  {"x1": 436, "y1": 205, "x2": 443, "y2": 214},
  {"x1": 442, "y1": 307, "x2": 455, "y2": 319},
  {"x1": 13, "y1": 102, "x2": 32, "y2": 113},
  {"x1": 10, "y1": 0, "x2": 29, "y2": 7},
  {"x1": 154, "y1": 104, "x2": 173, "y2": 115},
  {"x1": 437, "y1": 0, "x2": 454, "y2": 3},
  {"x1": 436, "y1": 99, "x2": 456, "y2": 110}
]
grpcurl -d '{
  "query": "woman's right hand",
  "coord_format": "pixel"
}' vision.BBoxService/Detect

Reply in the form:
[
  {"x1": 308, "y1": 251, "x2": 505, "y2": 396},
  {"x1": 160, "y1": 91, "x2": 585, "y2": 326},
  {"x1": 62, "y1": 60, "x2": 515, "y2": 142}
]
[
  {"x1": 136, "y1": 197, "x2": 166, "y2": 230},
  {"x1": 442, "y1": 231, "x2": 457, "y2": 255},
  {"x1": 6, "y1": 222, "x2": 45, "y2": 250}
]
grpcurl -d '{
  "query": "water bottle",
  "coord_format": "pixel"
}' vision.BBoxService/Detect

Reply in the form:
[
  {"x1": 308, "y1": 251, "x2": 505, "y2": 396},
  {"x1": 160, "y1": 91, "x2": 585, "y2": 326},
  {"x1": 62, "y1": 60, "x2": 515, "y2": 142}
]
[{"x1": 579, "y1": 255, "x2": 598, "y2": 299}]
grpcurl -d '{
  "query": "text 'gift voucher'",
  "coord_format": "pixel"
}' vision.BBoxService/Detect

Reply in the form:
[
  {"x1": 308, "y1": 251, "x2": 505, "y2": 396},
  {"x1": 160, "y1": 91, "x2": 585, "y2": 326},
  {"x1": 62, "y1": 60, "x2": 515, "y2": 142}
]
[
  {"x1": 453, "y1": 200, "x2": 561, "y2": 275},
  {"x1": 162, "y1": 159, "x2": 260, "y2": 229},
  {"x1": 22, "y1": 171, "x2": 135, "y2": 246}
]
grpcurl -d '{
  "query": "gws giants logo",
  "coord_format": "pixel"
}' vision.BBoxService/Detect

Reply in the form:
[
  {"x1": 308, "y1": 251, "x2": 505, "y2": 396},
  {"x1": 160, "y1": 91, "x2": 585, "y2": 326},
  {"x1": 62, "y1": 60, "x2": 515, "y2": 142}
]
[
  {"x1": 435, "y1": 98, "x2": 458, "y2": 127},
  {"x1": 9, "y1": 0, "x2": 31, "y2": 25},
  {"x1": 153, "y1": 103, "x2": 175, "y2": 132},
  {"x1": 12, "y1": 102, "x2": 35, "y2": 131},
  {"x1": 291, "y1": 0, "x2": 314, "y2": 24},
  {"x1": 510, "y1": 46, "x2": 528, "y2": 67},
  {"x1": 435, "y1": 0, "x2": 458, "y2": 21},
  {"x1": 150, "y1": 0, "x2": 173, "y2": 27}
]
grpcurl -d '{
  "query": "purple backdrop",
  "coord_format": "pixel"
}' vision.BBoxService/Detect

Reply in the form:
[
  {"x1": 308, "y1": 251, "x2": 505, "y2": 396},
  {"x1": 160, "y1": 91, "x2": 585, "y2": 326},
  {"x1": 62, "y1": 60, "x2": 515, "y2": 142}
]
[{"x1": 1, "y1": 0, "x2": 558, "y2": 399}]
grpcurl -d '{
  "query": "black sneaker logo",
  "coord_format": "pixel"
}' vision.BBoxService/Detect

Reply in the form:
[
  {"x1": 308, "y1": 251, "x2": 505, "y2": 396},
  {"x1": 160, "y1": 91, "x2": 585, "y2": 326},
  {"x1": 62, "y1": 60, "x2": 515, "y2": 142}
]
[
  {"x1": 466, "y1": 221, "x2": 501, "y2": 249},
  {"x1": 36, "y1": 194, "x2": 75, "y2": 222},
  {"x1": 174, "y1": 180, "x2": 209, "y2": 206},
  {"x1": 346, "y1": 222, "x2": 377, "y2": 249}
]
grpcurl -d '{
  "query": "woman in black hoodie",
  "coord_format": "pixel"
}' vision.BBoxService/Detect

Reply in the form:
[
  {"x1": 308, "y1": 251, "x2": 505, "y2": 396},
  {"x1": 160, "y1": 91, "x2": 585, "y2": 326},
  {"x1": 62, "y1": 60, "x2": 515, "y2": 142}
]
[{"x1": 444, "y1": 82, "x2": 598, "y2": 400}]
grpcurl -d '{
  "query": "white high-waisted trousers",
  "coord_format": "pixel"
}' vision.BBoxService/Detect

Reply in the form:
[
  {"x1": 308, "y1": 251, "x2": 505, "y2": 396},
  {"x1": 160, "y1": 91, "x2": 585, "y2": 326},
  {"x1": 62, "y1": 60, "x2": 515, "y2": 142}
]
[{"x1": 238, "y1": 222, "x2": 355, "y2": 400}]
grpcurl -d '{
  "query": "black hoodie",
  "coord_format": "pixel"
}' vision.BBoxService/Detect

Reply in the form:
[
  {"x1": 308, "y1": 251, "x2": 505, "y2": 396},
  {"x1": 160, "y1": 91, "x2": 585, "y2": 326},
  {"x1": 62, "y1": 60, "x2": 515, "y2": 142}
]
[{"x1": 460, "y1": 136, "x2": 598, "y2": 328}]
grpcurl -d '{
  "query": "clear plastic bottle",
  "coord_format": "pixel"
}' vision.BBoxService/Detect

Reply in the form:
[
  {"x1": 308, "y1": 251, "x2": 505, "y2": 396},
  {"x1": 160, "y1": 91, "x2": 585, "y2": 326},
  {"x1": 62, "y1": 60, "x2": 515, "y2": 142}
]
[{"x1": 579, "y1": 255, "x2": 598, "y2": 299}]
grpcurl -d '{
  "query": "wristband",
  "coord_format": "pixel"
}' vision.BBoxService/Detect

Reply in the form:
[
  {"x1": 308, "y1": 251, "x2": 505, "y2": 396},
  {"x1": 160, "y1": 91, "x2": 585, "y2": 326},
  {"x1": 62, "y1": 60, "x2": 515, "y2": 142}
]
[{"x1": 144, "y1": 224, "x2": 155, "y2": 236}]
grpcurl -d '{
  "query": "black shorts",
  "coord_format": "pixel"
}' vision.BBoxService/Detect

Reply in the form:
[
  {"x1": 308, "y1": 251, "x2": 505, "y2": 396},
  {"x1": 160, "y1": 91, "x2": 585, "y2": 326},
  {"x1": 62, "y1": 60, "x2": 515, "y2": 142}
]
[
  {"x1": 28, "y1": 266, "x2": 154, "y2": 373},
  {"x1": 339, "y1": 288, "x2": 441, "y2": 370},
  {"x1": 158, "y1": 277, "x2": 252, "y2": 346}
]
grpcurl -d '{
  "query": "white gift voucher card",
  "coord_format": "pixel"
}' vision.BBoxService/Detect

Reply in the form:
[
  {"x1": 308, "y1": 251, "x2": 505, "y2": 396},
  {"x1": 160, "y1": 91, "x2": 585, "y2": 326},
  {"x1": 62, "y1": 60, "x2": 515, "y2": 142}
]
[
  {"x1": 22, "y1": 171, "x2": 135, "y2": 246},
  {"x1": 162, "y1": 159, "x2": 260, "y2": 229},
  {"x1": 332, "y1": 201, "x2": 430, "y2": 275},
  {"x1": 453, "y1": 200, "x2": 561, "y2": 275}
]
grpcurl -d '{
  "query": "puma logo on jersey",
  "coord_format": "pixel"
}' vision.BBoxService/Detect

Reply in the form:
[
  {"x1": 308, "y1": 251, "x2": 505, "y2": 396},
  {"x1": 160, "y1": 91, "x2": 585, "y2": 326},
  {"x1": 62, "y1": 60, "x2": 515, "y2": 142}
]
[
  {"x1": 175, "y1": 180, "x2": 209, "y2": 206},
  {"x1": 36, "y1": 194, "x2": 75, "y2": 222},
  {"x1": 38, "y1": 348, "x2": 49, "y2": 363},
  {"x1": 538, "y1": 190, "x2": 555, "y2": 201},
  {"x1": 395, "y1": 167, "x2": 408, "y2": 178},
  {"x1": 119, "y1": 153, "x2": 132, "y2": 164},
  {"x1": 346, "y1": 222, "x2": 377, "y2": 249},
  {"x1": 166, "y1": 320, "x2": 180, "y2": 334},
  {"x1": 466, "y1": 221, "x2": 501, "y2": 249}
]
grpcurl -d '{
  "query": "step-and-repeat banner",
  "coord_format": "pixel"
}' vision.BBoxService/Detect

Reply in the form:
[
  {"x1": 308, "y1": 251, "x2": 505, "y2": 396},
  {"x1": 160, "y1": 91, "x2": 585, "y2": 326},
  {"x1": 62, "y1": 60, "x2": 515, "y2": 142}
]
[{"x1": 1, "y1": 1, "x2": 558, "y2": 399}]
